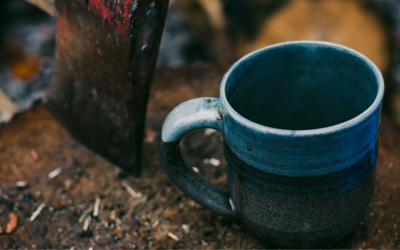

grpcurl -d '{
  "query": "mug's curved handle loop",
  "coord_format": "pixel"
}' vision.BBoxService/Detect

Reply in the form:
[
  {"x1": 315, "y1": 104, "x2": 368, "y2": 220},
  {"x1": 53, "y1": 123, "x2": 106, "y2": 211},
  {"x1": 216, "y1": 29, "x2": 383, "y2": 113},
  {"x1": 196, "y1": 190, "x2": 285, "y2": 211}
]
[{"x1": 160, "y1": 97, "x2": 235, "y2": 217}]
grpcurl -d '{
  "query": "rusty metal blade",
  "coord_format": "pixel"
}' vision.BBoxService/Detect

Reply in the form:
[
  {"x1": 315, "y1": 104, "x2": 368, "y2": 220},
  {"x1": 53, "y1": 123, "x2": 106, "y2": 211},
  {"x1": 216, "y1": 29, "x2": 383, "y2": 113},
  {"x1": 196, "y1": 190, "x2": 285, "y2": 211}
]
[{"x1": 46, "y1": 0, "x2": 169, "y2": 176}]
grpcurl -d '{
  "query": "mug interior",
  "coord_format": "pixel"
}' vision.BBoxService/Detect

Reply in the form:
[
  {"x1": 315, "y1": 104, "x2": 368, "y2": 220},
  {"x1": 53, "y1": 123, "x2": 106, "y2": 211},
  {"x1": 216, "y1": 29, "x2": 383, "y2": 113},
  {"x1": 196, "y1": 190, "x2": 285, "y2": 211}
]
[{"x1": 225, "y1": 43, "x2": 379, "y2": 130}]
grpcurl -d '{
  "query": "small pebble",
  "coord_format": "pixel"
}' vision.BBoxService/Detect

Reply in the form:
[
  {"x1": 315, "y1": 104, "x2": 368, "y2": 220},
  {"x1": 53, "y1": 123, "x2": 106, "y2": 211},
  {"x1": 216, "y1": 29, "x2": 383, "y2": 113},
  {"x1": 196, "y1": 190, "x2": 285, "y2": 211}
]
[
  {"x1": 151, "y1": 220, "x2": 159, "y2": 229},
  {"x1": 204, "y1": 129, "x2": 217, "y2": 136},
  {"x1": 30, "y1": 203, "x2": 45, "y2": 222},
  {"x1": 122, "y1": 182, "x2": 142, "y2": 199},
  {"x1": 145, "y1": 129, "x2": 157, "y2": 143},
  {"x1": 93, "y1": 197, "x2": 101, "y2": 217},
  {"x1": 15, "y1": 181, "x2": 28, "y2": 188},
  {"x1": 5, "y1": 212, "x2": 18, "y2": 234},
  {"x1": 209, "y1": 158, "x2": 220, "y2": 166},
  {"x1": 30, "y1": 149, "x2": 39, "y2": 161},
  {"x1": 167, "y1": 232, "x2": 179, "y2": 241},
  {"x1": 182, "y1": 224, "x2": 190, "y2": 234},
  {"x1": 203, "y1": 158, "x2": 220, "y2": 166},
  {"x1": 48, "y1": 167, "x2": 62, "y2": 179},
  {"x1": 83, "y1": 217, "x2": 91, "y2": 231},
  {"x1": 64, "y1": 179, "x2": 72, "y2": 191},
  {"x1": 110, "y1": 210, "x2": 116, "y2": 220},
  {"x1": 229, "y1": 198, "x2": 235, "y2": 211}
]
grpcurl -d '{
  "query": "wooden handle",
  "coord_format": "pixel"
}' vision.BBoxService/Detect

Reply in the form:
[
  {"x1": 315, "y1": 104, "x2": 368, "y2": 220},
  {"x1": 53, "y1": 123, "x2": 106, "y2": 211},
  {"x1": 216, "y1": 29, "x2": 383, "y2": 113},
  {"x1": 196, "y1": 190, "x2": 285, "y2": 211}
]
[{"x1": 25, "y1": 0, "x2": 55, "y2": 16}]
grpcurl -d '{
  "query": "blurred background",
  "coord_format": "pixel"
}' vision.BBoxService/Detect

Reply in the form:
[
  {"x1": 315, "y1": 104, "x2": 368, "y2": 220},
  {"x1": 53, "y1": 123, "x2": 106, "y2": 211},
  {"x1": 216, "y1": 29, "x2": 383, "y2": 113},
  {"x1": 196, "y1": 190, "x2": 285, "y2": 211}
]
[{"x1": 1, "y1": 0, "x2": 400, "y2": 124}]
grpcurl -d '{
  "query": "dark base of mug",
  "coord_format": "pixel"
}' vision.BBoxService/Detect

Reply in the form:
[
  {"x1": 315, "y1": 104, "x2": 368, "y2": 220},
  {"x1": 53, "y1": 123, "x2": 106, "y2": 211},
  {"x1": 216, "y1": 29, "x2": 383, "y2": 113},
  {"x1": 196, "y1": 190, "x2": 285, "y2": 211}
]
[
  {"x1": 242, "y1": 208, "x2": 368, "y2": 248},
  {"x1": 224, "y1": 141, "x2": 376, "y2": 249}
]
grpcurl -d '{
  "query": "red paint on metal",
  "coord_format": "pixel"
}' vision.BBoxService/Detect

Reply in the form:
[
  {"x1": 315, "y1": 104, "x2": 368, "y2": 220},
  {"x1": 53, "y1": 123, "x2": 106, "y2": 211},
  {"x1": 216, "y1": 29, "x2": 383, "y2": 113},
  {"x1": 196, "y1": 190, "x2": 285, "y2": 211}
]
[
  {"x1": 87, "y1": 0, "x2": 134, "y2": 37},
  {"x1": 124, "y1": 0, "x2": 133, "y2": 17},
  {"x1": 88, "y1": 0, "x2": 112, "y2": 20},
  {"x1": 116, "y1": 0, "x2": 134, "y2": 36},
  {"x1": 107, "y1": 13, "x2": 113, "y2": 22}
]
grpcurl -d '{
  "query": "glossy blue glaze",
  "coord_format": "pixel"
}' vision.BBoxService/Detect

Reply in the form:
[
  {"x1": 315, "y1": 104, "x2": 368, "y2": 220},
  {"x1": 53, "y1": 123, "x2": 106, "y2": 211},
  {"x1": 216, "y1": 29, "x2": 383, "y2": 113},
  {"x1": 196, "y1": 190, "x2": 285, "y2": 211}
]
[
  {"x1": 160, "y1": 41, "x2": 384, "y2": 248},
  {"x1": 162, "y1": 97, "x2": 223, "y2": 142},
  {"x1": 219, "y1": 41, "x2": 384, "y2": 177}
]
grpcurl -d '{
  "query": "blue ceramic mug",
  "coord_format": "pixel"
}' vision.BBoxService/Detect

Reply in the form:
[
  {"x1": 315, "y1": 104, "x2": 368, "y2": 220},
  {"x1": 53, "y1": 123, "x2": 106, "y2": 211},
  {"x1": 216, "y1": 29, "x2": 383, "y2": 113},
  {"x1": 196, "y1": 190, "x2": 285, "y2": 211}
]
[{"x1": 160, "y1": 41, "x2": 384, "y2": 248}]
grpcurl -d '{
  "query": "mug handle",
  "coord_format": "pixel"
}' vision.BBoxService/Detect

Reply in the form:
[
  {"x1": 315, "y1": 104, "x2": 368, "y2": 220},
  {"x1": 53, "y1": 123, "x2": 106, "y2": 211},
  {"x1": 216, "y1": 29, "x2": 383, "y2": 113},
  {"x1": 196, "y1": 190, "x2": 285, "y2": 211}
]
[{"x1": 160, "y1": 97, "x2": 235, "y2": 217}]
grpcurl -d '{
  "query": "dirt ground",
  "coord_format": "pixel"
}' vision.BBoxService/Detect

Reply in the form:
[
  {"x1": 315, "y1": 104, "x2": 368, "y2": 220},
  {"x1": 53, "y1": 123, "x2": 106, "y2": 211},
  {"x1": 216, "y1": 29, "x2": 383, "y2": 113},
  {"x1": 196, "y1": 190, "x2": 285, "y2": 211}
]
[{"x1": 0, "y1": 67, "x2": 399, "y2": 249}]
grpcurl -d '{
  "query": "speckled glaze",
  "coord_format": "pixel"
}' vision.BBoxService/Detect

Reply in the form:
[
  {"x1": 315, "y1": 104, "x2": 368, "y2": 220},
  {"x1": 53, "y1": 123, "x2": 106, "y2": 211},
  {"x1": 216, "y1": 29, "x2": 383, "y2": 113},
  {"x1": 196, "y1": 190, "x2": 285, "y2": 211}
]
[
  {"x1": 225, "y1": 141, "x2": 377, "y2": 247},
  {"x1": 160, "y1": 41, "x2": 384, "y2": 248}
]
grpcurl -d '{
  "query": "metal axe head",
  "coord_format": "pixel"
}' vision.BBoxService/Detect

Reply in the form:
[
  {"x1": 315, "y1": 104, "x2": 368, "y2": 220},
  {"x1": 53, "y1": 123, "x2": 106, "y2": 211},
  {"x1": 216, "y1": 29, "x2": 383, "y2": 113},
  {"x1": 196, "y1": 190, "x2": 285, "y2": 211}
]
[{"x1": 46, "y1": 0, "x2": 169, "y2": 177}]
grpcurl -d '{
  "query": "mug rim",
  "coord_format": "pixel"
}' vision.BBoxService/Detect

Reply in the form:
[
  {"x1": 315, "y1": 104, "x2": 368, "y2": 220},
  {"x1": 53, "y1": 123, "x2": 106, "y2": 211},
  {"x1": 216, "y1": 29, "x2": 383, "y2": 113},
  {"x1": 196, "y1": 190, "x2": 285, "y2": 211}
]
[{"x1": 220, "y1": 40, "x2": 385, "y2": 137}]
